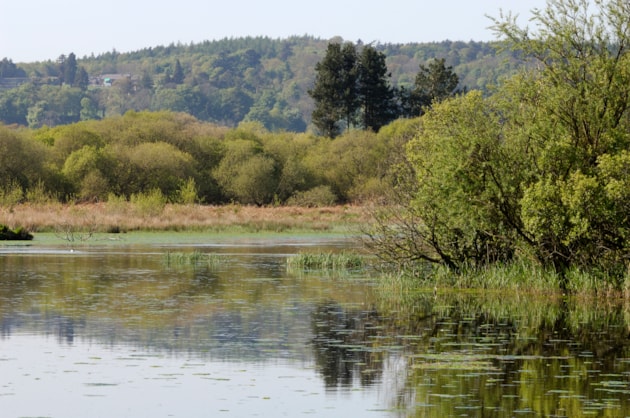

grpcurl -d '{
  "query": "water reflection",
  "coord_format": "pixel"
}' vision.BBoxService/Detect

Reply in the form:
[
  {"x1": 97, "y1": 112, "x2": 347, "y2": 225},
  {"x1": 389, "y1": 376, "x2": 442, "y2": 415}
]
[
  {"x1": 2, "y1": 240, "x2": 630, "y2": 417},
  {"x1": 311, "y1": 301, "x2": 383, "y2": 388}
]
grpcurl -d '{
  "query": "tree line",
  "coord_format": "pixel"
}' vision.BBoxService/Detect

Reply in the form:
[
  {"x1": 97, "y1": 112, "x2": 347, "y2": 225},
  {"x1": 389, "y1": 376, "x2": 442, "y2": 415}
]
[
  {"x1": 0, "y1": 111, "x2": 420, "y2": 207},
  {"x1": 0, "y1": 37, "x2": 518, "y2": 131}
]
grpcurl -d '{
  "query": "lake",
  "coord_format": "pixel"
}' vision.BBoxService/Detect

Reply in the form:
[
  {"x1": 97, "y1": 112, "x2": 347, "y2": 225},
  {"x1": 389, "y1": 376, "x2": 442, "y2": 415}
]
[{"x1": 1, "y1": 233, "x2": 630, "y2": 417}]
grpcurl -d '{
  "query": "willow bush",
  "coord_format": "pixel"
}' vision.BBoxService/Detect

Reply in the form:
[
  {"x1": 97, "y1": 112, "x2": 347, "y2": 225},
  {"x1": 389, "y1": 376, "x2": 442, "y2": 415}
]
[{"x1": 366, "y1": 0, "x2": 630, "y2": 285}]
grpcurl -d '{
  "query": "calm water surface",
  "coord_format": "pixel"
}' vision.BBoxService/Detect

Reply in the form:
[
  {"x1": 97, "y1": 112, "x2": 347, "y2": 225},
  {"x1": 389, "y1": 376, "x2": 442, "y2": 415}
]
[{"x1": 2, "y1": 233, "x2": 630, "y2": 417}]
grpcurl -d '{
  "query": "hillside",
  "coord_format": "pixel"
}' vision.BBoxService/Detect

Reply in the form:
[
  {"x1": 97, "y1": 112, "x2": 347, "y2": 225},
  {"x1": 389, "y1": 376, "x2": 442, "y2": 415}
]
[{"x1": 0, "y1": 36, "x2": 520, "y2": 130}]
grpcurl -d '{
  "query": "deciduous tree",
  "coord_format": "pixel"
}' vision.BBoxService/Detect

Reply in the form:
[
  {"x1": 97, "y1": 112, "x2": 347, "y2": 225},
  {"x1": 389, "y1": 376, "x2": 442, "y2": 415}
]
[{"x1": 367, "y1": 0, "x2": 630, "y2": 279}]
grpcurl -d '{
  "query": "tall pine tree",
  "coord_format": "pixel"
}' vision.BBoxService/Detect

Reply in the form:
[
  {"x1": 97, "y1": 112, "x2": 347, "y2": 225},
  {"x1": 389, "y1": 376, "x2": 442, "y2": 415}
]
[
  {"x1": 357, "y1": 45, "x2": 395, "y2": 132},
  {"x1": 308, "y1": 42, "x2": 358, "y2": 137},
  {"x1": 410, "y1": 58, "x2": 459, "y2": 116}
]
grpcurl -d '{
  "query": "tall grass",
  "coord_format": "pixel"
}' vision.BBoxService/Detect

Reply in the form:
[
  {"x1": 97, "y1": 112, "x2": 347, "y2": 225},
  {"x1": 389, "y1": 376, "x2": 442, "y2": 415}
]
[
  {"x1": 431, "y1": 260, "x2": 561, "y2": 293},
  {"x1": 564, "y1": 266, "x2": 630, "y2": 296},
  {"x1": 382, "y1": 258, "x2": 630, "y2": 296},
  {"x1": 130, "y1": 188, "x2": 167, "y2": 217},
  {"x1": 162, "y1": 250, "x2": 225, "y2": 268},
  {"x1": 286, "y1": 252, "x2": 366, "y2": 271},
  {"x1": 0, "y1": 202, "x2": 367, "y2": 233}
]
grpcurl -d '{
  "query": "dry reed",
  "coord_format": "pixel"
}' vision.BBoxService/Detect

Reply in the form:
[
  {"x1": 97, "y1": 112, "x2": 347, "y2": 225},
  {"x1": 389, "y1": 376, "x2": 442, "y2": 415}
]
[{"x1": 0, "y1": 203, "x2": 368, "y2": 233}]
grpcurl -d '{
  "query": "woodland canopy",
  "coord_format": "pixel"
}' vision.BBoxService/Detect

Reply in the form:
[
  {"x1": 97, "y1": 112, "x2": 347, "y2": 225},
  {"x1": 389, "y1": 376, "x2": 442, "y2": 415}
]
[{"x1": 0, "y1": 37, "x2": 515, "y2": 131}]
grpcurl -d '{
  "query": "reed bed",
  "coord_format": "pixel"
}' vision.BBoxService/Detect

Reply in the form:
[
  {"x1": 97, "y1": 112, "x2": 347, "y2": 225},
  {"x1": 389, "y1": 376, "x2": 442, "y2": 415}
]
[
  {"x1": 286, "y1": 252, "x2": 366, "y2": 271},
  {"x1": 0, "y1": 202, "x2": 367, "y2": 233},
  {"x1": 379, "y1": 259, "x2": 630, "y2": 296},
  {"x1": 162, "y1": 250, "x2": 226, "y2": 268}
]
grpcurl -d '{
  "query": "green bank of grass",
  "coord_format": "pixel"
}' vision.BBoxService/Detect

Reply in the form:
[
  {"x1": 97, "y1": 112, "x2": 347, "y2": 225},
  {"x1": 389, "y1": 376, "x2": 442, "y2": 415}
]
[
  {"x1": 379, "y1": 260, "x2": 630, "y2": 297},
  {"x1": 2, "y1": 230, "x2": 354, "y2": 248}
]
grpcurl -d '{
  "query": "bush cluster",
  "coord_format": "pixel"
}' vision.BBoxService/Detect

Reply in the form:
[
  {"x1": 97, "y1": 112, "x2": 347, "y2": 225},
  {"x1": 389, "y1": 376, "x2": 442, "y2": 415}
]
[{"x1": 0, "y1": 112, "x2": 421, "y2": 207}]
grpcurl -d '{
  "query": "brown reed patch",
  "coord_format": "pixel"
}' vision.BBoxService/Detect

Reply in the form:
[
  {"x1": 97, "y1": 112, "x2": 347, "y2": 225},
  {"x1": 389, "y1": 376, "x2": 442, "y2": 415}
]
[{"x1": 0, "y1": 203, "x2": 368, "y2": 233}]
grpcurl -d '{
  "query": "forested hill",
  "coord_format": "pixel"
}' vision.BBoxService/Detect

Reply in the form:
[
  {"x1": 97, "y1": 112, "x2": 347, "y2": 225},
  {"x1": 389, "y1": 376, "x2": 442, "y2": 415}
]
[{"x1": 0, "y1": 36, "x2": 519, "y2": 130}]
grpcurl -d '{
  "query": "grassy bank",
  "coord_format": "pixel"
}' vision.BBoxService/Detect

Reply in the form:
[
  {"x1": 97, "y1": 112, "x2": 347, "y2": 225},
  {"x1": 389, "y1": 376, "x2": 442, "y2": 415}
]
[
  {"x1": 377, "y1": 259, "x2": 630, "y2": 298},
  {"x1": 0, "y1": 203, "x2": 367, "y2": 234}
]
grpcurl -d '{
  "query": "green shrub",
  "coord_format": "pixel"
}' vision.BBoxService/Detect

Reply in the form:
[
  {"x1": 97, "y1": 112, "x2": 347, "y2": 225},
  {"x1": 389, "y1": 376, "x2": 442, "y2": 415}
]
[
  {"x1": 0, "y1": 180, "x2": 24, "y2": 207},
  {"x1": 176, "y1": 177, "x2": 199, "y2": 205},
  {"x1": 106, "y1": 193, "x2": 128, "y2": 214},
  {"x1": 0, "y1": 225, "x2": 33, "y2": 240},
  {"x1": 286, "y1": 185, "x2": 337, "y2": 207},
  {"x1": 131, "y1": 188, "x2": 167, "y2": 217},
  {"x1": 25, "y1": 179, "x2": 55, "y2": 204}
]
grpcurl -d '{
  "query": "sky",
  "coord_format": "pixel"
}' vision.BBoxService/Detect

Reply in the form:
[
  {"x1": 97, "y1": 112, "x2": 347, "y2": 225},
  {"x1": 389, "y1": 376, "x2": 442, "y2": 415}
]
[{"x1": 1, "y1": 0, "x2": 548, "y2": 63}]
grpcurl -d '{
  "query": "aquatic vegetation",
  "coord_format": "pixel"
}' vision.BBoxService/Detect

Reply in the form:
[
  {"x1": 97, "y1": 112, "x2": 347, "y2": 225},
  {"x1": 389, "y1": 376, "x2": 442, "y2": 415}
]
[
  {"x1": 286, "y1": 252, "x2": 366, "y2": 271},
  {"x1": 162, "y1": 250, "x2": 226, "y2": 268},
  {"x1": 411, "y1": 353, "x2": 499, "y2": 371}
]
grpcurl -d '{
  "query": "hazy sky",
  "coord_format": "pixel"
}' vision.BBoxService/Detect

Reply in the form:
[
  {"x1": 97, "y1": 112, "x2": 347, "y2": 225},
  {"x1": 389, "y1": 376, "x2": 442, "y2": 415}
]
[{"x1": 2, "y1": 0, "x2": 548, "y2": 63}]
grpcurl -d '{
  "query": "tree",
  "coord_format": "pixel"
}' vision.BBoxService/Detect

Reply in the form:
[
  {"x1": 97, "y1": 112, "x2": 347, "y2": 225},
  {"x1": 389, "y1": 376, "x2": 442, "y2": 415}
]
[
  {"x1": 367, "y1": 0, "x2": 630, "y2": 279},
  {"x1": 403, "y1": 58, "x2": 460, "y2": 117},
  {"x1": 212, "y1": 138, "x2": 278, "y2": 205},
  {"x1": 0, "y1": 58, "x2": 26, "y2": 78},
  {"x1": 357, "y1": 45, "x2": 396, "y2": 132},
  {"x1": 80, "y1": 97, "x2": 100, "y2": 121},
  {"x1": 74, "y1": 67, "x2": 89, "y2": 90},
  {"x1": 172, "y1": 59, "x2": 185, "y2": 84},
  {"x1": 308, "y1": 42, "x2": 358, "y2": 137},
  {"x1": 491, "y1": 0, "x2": 630, "y2": 274},
  {"x1": 63, "y1": 53, "x2": 78, "y2": 86}
]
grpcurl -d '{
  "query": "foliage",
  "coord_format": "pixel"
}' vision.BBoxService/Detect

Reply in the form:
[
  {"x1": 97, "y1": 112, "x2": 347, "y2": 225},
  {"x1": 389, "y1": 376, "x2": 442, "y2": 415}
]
[
  {"x1": 310, "y1": 42, "x2": 400, "y2": 136},
  {"x1": 0, "y1": 125, "x2": 49, "y2": 196},
  {"x1": 212, "y1": 138, "x2": 278, "y2": 205},
  {"x1": 0, "y1": 108, "x2": 410, "y2": 206},
  {"x1": 176, "y1": 177, "x2": 200, "y2": 205},
  {"x1": 401, "y1": 57, "x2": 461, "y2": 117},
  {"x1": 286, "y1": 185, "x2": 337, "y2": 207},
  {"x1": 0, "y1": 224, "x2": 33, "y2": 240},
  {"x1": 309, "y1": 42, "x2": 359, "y2": 137},
  {"x1": 130, "y1": 188, "x2": 167, "y2": 217},
  {"x1": 357, "y1": 45, "x2": 397, "y2": 131},
  {"x1": 368, "y1": 0, "x2": 630, "y2": 281},
  {"x1": 2, "y1": 36, "x2": 521, "y2": 132},
  {"x1": 0, "y1": 179, "x2": 24, "y2": 207}
]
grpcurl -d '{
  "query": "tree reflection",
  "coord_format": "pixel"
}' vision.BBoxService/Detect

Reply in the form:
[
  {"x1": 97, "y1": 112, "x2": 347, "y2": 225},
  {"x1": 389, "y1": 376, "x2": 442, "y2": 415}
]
[
  {"x1": 311, "y1": 301, "x2": 383, "y2": 388},
  {"x1": 378, "y1": 292, "x2": 630, "y2": 417}
]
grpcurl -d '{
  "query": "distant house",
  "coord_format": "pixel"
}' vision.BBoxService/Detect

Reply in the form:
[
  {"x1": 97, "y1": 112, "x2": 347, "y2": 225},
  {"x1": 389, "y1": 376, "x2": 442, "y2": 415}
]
[{"x1": 99, "y1": 73, "x2": 132, "y2": 87}]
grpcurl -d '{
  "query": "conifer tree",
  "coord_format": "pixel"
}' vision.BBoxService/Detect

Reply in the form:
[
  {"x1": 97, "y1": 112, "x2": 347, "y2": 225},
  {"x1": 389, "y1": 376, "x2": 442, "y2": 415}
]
[
  {"x1": 308, "y1": 42, "x2": 358, "y2": 137},
  {"x1": 172, "y1": 59, "x2": 184, "y2": 84},
  {"x1": 63, "y1": 53, "x2": 78, "y2": 86},
  {"x1": 405, "y1": 58, "x2": 460, "y2": 117},
  {"x1": 357, "y1": 45, "x2": 396, "y2": 132}
]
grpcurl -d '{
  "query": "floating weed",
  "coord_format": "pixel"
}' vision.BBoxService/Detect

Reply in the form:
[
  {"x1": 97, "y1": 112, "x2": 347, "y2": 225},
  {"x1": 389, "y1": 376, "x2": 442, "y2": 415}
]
[
  {"x1": 286, "y1": 252, "x2": 366, "y2": 271},
  {"x1": 162, "y1": 250, "x2": 226, "y2": 268},
  {"x1": 412, "y1": 353, "x2": 500, "y2": 371}
]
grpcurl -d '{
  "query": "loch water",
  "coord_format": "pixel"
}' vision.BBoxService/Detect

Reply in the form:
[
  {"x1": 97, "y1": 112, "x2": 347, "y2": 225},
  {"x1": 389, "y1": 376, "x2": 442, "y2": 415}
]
[{"x1": 1, "y1": 234, "x2": 630, "y2": 417}]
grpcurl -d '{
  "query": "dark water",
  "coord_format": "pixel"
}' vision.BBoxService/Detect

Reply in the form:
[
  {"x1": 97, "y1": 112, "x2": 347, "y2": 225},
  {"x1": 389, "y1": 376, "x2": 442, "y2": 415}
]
[{"x1": 1, "y1": 234, "x2": 630, "y2": 417}]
